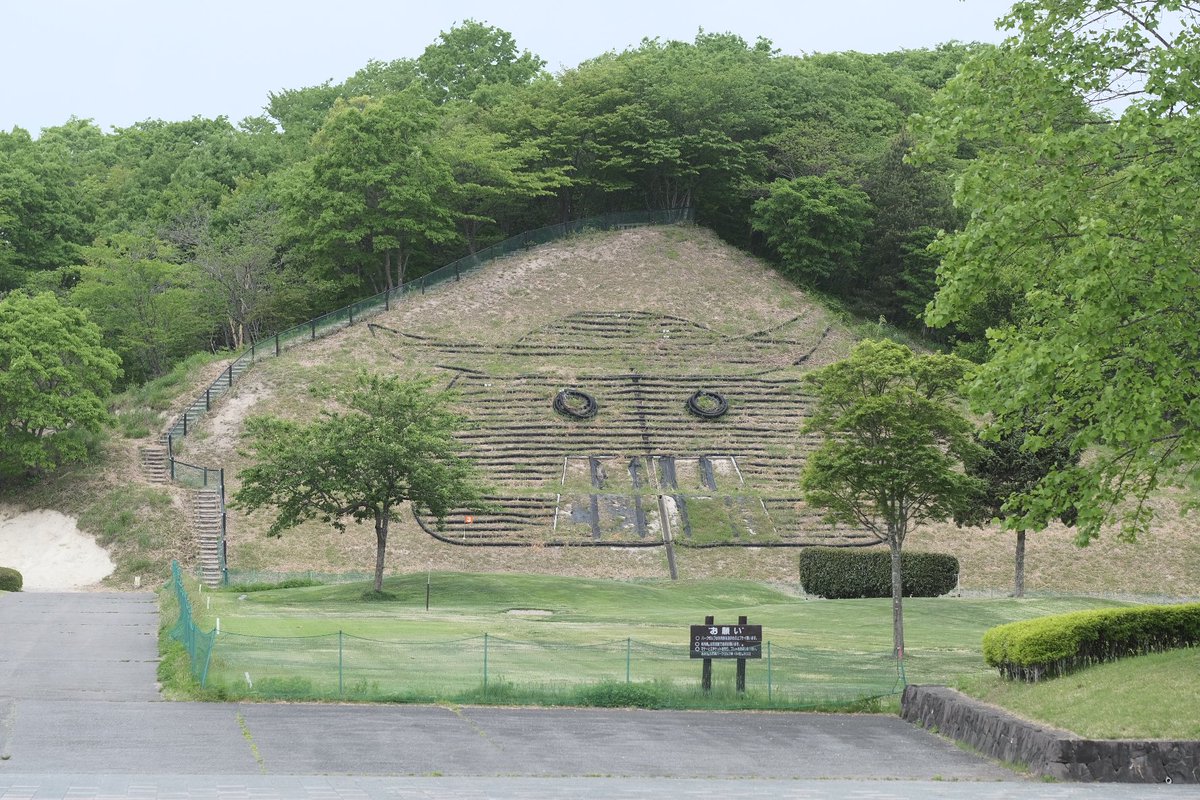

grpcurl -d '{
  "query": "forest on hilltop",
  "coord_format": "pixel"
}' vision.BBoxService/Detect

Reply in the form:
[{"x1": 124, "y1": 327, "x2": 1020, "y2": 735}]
[{"x1": 0, "y1": 22, "x2": 983, "y2": 391}]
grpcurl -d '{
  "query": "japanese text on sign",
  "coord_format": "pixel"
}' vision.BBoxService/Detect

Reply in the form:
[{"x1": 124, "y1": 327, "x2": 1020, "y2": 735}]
[{"x1": 689, "y1": 624, "x2": 762, "y2": 659}]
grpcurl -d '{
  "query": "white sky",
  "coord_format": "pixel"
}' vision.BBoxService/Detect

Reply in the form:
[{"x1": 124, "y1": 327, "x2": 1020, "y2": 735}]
[{"x1": 2, "y1": 0, "x2": 1017, "y2": 135}]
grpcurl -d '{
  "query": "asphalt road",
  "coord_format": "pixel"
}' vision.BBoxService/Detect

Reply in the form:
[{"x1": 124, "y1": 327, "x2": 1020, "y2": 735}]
[{"x1": 0, "y1": 591, "x2": 1188, "y2": 798}]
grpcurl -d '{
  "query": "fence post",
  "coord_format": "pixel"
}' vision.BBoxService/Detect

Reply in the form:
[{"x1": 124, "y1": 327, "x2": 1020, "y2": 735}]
[
  {"x1": 339, "y1": 630, "x2": 344, "y2": 698},
  {"x1": 275, "y1": 334, "x2": 280, "y2": 357},
  {"x1": 385, "y1": 291, "x2": 389, "y2": 312},
  {"x1": 168, "y1": 435, "x2": 176, "y2": 481},
  {"x1": 767, "y1": 641, "x2": 772, "y2": 702},
  {"x1": 227, "y1": 366, "x2": 233, "y2": 388},
  {"x1": 205, "y1": 387, "x2": 210, "y2": 412},
  {"x1": 200, "y1": 630, "x2": 215, "y2": 688},
  {"x1": 349, "y1": 305, "x2": 354, "y2": 325},
  {"x1": 702, "y1": 615, "x2": 713, "y2": 693},
  {"x1": 626, "y1": 638, "x2": 631, "y2": 683},
  {"x1": 483, "y1": 633, "x2": 489, "y2": 696},
  {"x1": 182, "y1": 413, "x2": 188, "y2": 436},
  {"x1": 311, "y1": 320, "x2": 316, "y2": 340},
  {"x1": 251, "y1": 341, "x2": 256, "y2": 360},
  {"x1": 219, "y1": 468, "x2": 228, "y2": 586}
]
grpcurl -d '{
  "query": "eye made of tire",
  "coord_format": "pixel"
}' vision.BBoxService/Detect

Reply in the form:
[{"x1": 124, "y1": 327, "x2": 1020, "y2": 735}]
[
  {"x1": 686, "y1": 390, "x2": 728, "y2": 419},
  {"x1": 553, "y1": 389, "x2": 598, "y2": 419}
]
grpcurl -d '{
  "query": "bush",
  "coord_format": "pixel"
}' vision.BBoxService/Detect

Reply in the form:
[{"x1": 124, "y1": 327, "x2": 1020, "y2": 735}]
[
  {"x1": 0, "y1": 566, "x2": 23, "y2": 591},
  {"x1": 799, "y1": 547, "x2": 958, "y2": 599},
  {"x1": 576, "y1": 681, "x2": 668, "y2": 709},
  {"x1": 983, "y1": 603, "x2": 1200, "y2": 681}
]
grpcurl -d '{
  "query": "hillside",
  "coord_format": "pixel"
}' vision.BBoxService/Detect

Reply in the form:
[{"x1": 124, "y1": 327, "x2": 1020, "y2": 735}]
[{"x1": 160, "y1": 224, "x2": 1198, "y2": 596}]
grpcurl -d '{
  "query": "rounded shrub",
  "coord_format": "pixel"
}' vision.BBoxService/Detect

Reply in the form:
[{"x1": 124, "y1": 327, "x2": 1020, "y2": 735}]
[
  {"x1": 0, "y1": 566, "x2": 23, "y2": 592},
  {"x1": 798, "y1": 547, "x2": 958, "y2": 599}
]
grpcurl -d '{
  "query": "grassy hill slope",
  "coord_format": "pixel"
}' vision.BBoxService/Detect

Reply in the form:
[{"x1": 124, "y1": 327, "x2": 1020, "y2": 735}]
[
  {"x1": 4, "y1": 223, "x2": 1193, "y2": 596},
  {"x1": 162, "y1": 224, "x2": 1198, "y2": 597}
]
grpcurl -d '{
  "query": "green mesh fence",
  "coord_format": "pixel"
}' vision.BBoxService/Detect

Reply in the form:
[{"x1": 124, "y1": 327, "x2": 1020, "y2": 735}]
[
  {"x1": 170, "y1": 571, "x2": 903, "y2": 705},
  {"x1": 200, "y1": 631, "x2": 902, "y2": 706},
  {"x1": 169, "y1": 561, "x2": 217, "y2": 686}
]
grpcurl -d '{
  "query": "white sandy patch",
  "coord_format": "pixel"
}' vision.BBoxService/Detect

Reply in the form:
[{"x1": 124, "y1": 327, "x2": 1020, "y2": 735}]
[{"x1": 0, "y1": 507, "x2": 114, "y2": 589}]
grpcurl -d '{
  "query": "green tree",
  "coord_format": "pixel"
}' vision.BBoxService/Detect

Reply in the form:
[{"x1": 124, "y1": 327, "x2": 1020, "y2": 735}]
[
  {"x1": 916, "y1": 1, "x2": 1200, "y2": 542},
  {"x1": 801, "y1": 339, "x2": 982, "y2": 657},
  {"x1": 958, "y1": 424, "x2": 1079, "y2": 597},
  {"x1": 70, "y1": 234, "x2": 217, "y2": 384},
  {"x1": 417, "y1": 20, "x2": 545, "y2": 104},
  {"x1": 435, "y1": 106, "x2": 566, "y2": 253},
  {"x1": 0, "y1": 127, "x2": 97, "y2": 289},
  {"x1": 751, "y1": 176, "x2": 873, "y2": 290},
  {"x1": 287, "y1": 88, "x2": 457, "y2": 295},
  {"x1": 233, "y1": 375, "x2": 487, "y2": 594},
  {"x1": 857, "y1": 132, "x2": 958, "y2": 321},
  {"x1": 267, "y1": 58, "x2": 419, "y2": 152},
  {"x1": 0, "y1": 291, "x2": 121, "y2": 480}
]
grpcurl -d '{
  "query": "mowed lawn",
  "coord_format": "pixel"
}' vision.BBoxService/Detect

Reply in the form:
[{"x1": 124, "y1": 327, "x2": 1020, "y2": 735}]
[
  {"x1": 183, "y1": 572, "x2": 1131, "y2": 705},
  {"x1": 960, "y1": 647, "x2": 1200, "y2": 740}
]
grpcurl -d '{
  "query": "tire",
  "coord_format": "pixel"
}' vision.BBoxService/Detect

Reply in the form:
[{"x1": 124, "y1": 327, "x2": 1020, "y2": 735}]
[
  {"x1": 686, "y1": 390, "x2": 728, "y2": 419},
  {"x1": 554, "y1": 389, "x2": 599, "y2": 419}
]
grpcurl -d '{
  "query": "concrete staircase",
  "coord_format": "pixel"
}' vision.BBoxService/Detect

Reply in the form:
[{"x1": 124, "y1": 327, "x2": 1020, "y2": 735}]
[
  {"x1": 192, "y1": 489, "x2": 224, "y2": 587},
  {"x1": 139, "y1": 445, "x2": 169, "y2": 483}
]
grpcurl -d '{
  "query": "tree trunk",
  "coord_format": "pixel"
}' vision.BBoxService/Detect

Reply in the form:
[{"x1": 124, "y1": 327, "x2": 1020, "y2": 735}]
[
  {"x1": 373, "y1": 509, "x2": 389, "y2": 593},
  {"x1": 1014, "y1": 529, "x2": 1026, "y2": 598},
  {"x1": 383, "y1": 250, "x2": 394, "y2": 294},
  {"x1": 395, "y1": 247, "x2": 406, "y2": 290},
  {"x1": 890, "y1": 536, "x2": 905, "y2": 660}
]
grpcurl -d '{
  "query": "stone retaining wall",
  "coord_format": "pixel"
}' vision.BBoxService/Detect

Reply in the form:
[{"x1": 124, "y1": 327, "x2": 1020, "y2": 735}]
[{"x1": 901, "y1": 684, "x2": 1199, "y2": 783}]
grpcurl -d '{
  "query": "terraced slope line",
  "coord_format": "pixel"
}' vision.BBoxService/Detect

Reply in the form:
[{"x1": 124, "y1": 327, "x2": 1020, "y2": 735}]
[
  {"x1": 181, "y1": 226, "x2": 877, "y2": 578},
  {"x1": 369, "y1": 309, "x2": 870, "y2": 549}
]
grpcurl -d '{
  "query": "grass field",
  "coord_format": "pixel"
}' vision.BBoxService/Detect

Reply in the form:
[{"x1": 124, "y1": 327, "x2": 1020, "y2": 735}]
[
  {"x1": 173, "y1": 571, "x2": 1131, "y2": 709},
  {"x1": 959, "y1": 648, "x2": 1200, "y2": 740},
  {"x1": 130, "y1": 223, "x2": 1199, "y2": 736}
]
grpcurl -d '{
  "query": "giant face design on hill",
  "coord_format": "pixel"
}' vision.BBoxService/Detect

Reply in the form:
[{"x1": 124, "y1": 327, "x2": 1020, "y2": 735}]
[{"x1": 370, "y1": 310, "x2": 868, "y2": 549}]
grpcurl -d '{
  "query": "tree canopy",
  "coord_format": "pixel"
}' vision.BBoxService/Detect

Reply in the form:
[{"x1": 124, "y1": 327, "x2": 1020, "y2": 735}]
[
  {"x1": 0, "y1": 24, "x2": 982, "y2": 390},
  {"x1": 958, "y1": 424, "x2": 1079, "y2": 597},
  {"x1": 232, "y1": 375, "x2": 487, "y2": 594},
  {"x1": 917, "y1": 0, "x2": 1200, "y2": 542},
  {"x1": 801, "y1": 339, "x2": 982, "y2": 656},
  {"x1": 0, "y1": 291, "x2": 121, "y2": 481}
]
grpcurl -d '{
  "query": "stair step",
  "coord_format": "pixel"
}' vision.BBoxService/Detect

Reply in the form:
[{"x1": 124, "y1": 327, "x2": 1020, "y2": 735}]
[{"x1": 191, "y1": 489, "x2": 228, "y2": 588}]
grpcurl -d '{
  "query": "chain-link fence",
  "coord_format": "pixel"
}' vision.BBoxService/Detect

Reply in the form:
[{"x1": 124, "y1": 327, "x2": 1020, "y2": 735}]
[
  {"x1": 203, "y1": 631, "x2": 904, "y2": 707},
  {"x1": 168, "y1": 563, "x2": 905, "y2": 708},
  {"x1": 169, "y1": 561, "x2": 216, "y2": 685}
]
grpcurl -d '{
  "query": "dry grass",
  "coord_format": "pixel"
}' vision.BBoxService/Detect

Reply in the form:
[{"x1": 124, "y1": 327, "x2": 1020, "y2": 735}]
[{"x1": 152, "y1": 225, "x2": 1199, "y2": 597}]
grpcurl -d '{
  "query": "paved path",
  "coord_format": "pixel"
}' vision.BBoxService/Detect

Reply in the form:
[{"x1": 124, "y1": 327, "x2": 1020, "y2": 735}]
[
  {"x1": 0, "y1": 592, "x2": 1188, "y2": 798},
  {"x1": 0, "y1": 775, "x2": 1190, "y2": 799}
]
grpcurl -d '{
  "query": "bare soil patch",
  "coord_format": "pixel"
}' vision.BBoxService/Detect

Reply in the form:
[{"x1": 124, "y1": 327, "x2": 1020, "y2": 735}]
[{"x1": 0, "y1": 507, "x2": 114, "y2": 589}]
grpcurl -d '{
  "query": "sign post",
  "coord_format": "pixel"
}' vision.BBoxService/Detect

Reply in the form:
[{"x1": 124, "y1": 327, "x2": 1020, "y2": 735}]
[{"x1": 690, "y1": 615, "x2": 762, "y2": 694}]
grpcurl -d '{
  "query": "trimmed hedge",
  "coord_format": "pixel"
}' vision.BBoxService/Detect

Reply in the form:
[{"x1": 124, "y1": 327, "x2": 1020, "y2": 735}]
[
  {"x1": 983, "y1": 603, "x2": 1200, "y2": 682},
  {"x1": 799, "y1": 547, "x2": 958, "y2": 599},
  {"x1": 0, "y1": 566, "x2": 23, "y2": 592}
]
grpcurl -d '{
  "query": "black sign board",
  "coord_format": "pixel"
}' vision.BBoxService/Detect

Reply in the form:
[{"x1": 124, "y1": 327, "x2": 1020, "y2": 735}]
[{"x1": 690, "y1": 624, "x2": 762, "y2": 659}]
